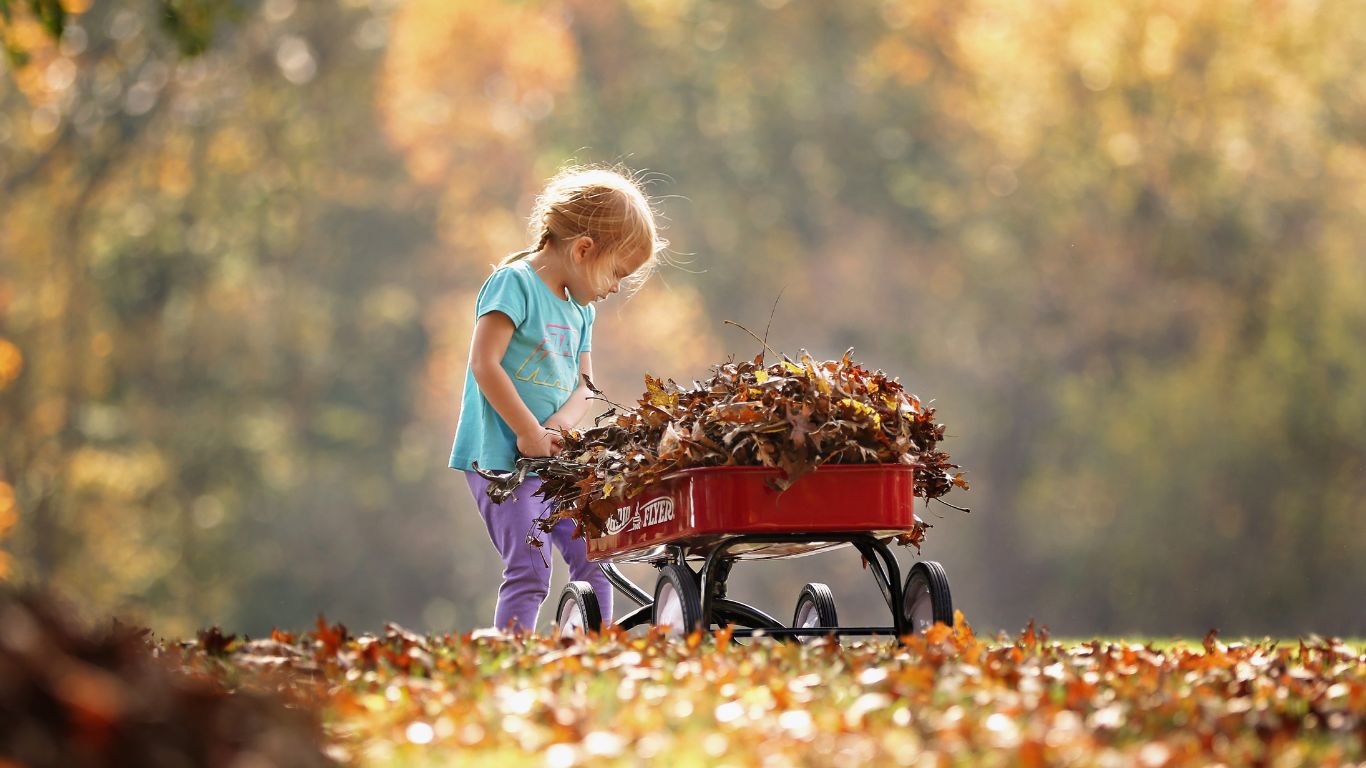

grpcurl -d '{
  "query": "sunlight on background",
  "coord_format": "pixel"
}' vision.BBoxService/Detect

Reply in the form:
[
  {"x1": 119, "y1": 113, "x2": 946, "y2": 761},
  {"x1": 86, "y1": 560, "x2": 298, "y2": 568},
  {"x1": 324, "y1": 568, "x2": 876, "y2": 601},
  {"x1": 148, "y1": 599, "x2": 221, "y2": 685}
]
[{"x1": 0, "y1": 0, "x2": 1363, "y2": 638}]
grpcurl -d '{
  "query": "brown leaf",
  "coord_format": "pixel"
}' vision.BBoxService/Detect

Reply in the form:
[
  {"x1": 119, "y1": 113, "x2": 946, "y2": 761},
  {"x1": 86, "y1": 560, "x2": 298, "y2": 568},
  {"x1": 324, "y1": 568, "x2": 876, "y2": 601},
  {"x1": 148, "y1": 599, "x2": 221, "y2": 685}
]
[{"x1": 483, "y1": 349, "x2": 965, "y2": 545}]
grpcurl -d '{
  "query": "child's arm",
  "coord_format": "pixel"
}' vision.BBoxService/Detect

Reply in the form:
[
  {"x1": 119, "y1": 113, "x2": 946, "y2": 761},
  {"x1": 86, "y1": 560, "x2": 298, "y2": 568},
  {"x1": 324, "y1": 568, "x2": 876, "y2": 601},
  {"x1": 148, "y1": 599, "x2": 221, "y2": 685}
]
[
  {"x1": 544, "y1": 352, "x2": 593, "y2": 432},
  {"x1": 469, "y1": 311, "x2": 562, "y2": 457}
]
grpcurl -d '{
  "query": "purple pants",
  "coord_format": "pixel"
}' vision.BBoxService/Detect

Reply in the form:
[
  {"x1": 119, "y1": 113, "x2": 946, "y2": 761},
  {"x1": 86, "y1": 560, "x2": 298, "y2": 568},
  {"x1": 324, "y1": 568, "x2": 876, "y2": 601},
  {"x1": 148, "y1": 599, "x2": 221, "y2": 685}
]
[{"x1": 465, "y1": 471, "x2": 613, "y2": 632}]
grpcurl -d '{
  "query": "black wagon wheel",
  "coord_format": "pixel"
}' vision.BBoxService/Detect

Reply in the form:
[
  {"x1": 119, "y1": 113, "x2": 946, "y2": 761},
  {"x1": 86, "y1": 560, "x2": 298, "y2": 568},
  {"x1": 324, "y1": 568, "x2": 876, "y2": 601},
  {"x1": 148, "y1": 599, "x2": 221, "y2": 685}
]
[
  {"x1": 791, "y1": 582, "x2": 839, "y2": 639},
  {"x1": 902, "y1": 561, "x2": 953, "y2": 635},
  {"x1": 555, "y1": 581, "x2": 603, "y2": 638},
  {"x1": 653, "y1": 564, "x2": 704, "y2": 636}
]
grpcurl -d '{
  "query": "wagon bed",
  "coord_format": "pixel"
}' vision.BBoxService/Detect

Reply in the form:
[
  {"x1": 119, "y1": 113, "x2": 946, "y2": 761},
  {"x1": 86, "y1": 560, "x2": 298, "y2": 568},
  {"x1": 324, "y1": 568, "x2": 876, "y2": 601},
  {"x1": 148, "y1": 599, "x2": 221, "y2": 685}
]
[{"x1": 587, "y1": 464, "x2": 922, "y2": 562}]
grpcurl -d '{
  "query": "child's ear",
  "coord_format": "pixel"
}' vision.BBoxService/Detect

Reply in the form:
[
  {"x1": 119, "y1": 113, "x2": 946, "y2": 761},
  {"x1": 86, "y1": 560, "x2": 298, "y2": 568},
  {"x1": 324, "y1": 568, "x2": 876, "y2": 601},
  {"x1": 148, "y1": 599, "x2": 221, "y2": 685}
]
[{"x1": 572, "y1": 236, "x2": 595, "y2": 263}]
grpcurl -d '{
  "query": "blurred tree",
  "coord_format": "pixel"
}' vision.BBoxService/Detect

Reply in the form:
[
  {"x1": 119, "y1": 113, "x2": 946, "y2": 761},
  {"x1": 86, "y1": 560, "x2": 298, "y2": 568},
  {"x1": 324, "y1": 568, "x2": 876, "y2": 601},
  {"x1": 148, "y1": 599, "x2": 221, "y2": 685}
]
[
  {"x1": 2, "y1": 0, "x2": 1363, "y2": 638},
  {"x1": 0, "y1": 0, "x2": 463, "y2": 635},
  {"x1": 0, "y1": 0, "x2": 66, "y2": 69},
  {"x1": 433, "y1": 0, "x2": 1362, "y2": 635},
  {"x1": 1, "y1": 0, "x2": 246, "y2": 68}
]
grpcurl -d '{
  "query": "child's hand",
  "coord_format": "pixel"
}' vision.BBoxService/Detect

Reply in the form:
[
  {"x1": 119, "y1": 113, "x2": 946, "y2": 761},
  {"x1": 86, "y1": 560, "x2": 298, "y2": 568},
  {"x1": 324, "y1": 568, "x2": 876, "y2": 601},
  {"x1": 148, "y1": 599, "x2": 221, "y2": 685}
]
[
  {"x1": 517, "y1": 428, "x2": 564, "y2": 458},
  {"x1": 542, "y1": 415, "x2": 574, "y2": 434}
]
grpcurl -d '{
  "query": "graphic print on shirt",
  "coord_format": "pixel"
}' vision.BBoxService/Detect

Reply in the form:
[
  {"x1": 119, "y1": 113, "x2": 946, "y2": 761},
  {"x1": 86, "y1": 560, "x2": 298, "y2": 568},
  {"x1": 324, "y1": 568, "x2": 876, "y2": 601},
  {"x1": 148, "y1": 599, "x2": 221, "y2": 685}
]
[{"x1": 513, "y1": 323, "x2": 576, "y2": 392}]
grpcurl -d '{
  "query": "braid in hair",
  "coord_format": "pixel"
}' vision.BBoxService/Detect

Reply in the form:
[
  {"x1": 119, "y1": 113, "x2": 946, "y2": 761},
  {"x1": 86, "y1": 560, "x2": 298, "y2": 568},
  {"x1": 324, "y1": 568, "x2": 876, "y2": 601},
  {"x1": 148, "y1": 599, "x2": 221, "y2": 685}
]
[{"x1": 498, "y1": 228, "x2": 553, "y2": 266}]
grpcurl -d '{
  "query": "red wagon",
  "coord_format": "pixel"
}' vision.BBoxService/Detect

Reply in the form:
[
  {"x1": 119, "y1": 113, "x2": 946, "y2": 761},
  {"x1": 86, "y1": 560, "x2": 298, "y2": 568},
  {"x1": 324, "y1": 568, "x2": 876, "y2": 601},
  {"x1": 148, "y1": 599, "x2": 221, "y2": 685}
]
[{"x1": 552, "y1": 464, "x2": 955, "y2": 640}]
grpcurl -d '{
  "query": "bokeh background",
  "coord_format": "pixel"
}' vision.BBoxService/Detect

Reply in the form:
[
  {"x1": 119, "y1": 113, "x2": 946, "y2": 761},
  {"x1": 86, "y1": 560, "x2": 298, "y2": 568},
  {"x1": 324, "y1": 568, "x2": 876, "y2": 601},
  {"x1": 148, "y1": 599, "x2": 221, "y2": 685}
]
[{"x1": 2, "y1": 0, "x2": 1363, "y2": 639}]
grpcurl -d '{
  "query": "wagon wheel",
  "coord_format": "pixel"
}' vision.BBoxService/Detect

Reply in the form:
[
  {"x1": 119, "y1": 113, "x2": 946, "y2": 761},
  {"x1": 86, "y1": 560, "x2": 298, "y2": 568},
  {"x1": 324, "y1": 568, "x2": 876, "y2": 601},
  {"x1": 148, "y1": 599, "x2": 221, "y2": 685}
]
[
  {"x1": 792, "y1": 582, "x2": 838, "y2": 641},
  {"x1": 653, "y1": 564, "x2": 703, "y2": 636},
  {"x1": 555, "y1": 581, "x2": 603, "y2": 638},
  {"x1": 902, "y1": 561, "x2": 953, "y2": 634}
]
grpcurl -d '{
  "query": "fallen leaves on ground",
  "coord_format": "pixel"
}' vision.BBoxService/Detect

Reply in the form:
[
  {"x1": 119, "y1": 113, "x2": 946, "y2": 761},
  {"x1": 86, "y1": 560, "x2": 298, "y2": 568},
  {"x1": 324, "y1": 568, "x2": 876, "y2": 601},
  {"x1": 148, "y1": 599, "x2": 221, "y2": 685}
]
[
  {"x1": 0, "y1": 591, "x2": 333, "y2": 766},
  {"x1": 173, "y1": 615, "x2": 1366, "y2": 767}
]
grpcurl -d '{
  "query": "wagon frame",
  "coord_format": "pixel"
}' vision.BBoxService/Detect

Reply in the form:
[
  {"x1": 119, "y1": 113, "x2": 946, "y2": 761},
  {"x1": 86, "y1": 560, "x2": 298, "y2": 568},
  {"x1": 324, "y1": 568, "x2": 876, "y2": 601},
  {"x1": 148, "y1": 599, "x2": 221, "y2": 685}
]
[{"x1": 552, "y1": 464, "x2": 956, "y2": 640}]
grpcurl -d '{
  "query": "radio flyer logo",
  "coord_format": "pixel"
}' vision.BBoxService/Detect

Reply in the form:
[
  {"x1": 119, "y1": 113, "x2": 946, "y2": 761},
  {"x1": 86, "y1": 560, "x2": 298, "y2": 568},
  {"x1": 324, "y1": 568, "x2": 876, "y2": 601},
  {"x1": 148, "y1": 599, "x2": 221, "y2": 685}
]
[
  {"x1": 604, "y1": 497, "x2": 676, "y2": 535},
  {"x1": 605, "y1": 505, "x2": 633, "y2": 535}
]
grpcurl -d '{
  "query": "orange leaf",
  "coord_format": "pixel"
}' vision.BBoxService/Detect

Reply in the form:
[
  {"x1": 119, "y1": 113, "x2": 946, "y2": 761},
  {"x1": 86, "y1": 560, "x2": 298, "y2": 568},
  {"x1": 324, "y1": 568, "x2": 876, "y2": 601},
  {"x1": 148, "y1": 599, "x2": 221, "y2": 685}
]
[{"x1": 925, "y1": 622, "x2": 953, "y2": 645}]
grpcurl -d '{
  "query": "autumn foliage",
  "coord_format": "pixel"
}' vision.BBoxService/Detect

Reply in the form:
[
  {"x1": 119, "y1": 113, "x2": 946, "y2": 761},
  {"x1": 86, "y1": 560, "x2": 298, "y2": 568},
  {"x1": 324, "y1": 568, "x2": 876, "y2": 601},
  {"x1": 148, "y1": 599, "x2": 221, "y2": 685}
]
[
  {"x1": 0, "y1": 591, "x2": 331, "y2": 766},
  {"x1": 3, "y1": 0, "x2": 1365, "y2": 640},
  {"x1": 4, "y1": 590, "x2": 1363, "y2": 765},
  {"x1": 170, "y1": 615, "x2": 1364, "y2": 767},
  {"x1": 482, "y1": 348, "x2": 967, "y2": 546}
]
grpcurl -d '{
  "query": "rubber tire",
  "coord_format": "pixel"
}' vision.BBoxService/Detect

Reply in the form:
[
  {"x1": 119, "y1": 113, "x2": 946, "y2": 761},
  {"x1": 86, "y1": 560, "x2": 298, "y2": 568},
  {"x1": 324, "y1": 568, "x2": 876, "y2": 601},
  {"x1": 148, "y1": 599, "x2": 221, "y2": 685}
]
[
  {"x1": 556, "y1": 581, "x2": 603, "y2": 637},
  {"x1": 653, "y1": 564, "x2": 704, "y2": 636},
  {"x1": 902, "y1": 561, "x2": 953, "y2": 634},
  {"x1": 792, "y1": 582, "x2": 839, "y2": 630}
]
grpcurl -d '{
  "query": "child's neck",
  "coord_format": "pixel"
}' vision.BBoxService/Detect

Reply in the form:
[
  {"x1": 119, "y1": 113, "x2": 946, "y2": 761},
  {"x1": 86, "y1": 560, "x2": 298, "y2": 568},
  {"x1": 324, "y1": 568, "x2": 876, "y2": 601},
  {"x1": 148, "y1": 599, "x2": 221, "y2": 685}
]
[{"x1": 526, "y1": 249, "x2": 571, "y2": 299}]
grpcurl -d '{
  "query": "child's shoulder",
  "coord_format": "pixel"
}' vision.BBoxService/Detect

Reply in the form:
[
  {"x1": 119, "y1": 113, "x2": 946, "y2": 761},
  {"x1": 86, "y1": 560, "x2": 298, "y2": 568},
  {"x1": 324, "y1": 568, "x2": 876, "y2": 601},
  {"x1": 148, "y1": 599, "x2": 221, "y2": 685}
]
[
  {"x1": 487, "y1": 259, "x2": 531, "y2": 279},
  {"x1": 473, "y1": 260, "x2": 535, "y2": 320},
  {"x1": 481, "y1": 260, "x2": 533, "y2": 290}
]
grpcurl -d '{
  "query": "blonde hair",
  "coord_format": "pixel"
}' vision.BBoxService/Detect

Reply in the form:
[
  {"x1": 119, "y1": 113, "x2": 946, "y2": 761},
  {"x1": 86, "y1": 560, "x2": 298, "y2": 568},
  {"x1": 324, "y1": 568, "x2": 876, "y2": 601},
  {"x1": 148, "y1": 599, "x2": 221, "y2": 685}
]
[{"x1": 499, "y1": 165, "x2": 667, "y2": 290}]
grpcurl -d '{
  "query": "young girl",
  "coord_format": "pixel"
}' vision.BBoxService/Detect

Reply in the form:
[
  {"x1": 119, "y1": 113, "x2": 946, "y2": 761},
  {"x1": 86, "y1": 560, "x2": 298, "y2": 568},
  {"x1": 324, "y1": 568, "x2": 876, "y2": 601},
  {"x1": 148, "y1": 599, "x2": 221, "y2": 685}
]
[{"x1": 449, "y1": 166, "x2": 665, "y2": 633}]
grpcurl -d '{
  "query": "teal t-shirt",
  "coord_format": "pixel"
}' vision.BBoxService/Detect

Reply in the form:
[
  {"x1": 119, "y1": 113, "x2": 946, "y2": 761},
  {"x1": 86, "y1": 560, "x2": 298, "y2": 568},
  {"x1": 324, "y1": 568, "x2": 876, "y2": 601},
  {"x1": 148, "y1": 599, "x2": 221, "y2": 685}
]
[{"x1": 449, "y1": 259, "x2": 595, "y2": 472}]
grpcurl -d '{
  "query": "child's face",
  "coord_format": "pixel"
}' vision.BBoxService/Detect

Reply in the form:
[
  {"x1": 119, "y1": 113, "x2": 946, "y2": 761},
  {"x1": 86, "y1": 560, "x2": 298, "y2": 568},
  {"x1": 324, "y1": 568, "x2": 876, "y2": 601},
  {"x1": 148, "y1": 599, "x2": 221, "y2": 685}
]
[{"x1": 570, "y1": 241, "x2": 651, "y2": 304}]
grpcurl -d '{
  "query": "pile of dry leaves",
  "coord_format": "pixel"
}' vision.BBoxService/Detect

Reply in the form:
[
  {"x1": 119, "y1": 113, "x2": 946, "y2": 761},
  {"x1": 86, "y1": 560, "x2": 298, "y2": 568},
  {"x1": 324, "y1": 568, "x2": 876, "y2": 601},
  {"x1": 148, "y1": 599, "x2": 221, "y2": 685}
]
[
  {"x1": 481, "y1": 349, "x2": 967, "y2": 542},
  {"x1": 0, "y1": 590, "x2": 332, "y2": 766}
]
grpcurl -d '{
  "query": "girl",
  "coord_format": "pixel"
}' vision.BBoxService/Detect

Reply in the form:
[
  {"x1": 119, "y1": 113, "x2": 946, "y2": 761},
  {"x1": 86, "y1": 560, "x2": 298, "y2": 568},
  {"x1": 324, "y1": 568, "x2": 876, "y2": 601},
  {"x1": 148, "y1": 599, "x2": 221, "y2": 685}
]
[{"x1": 449, "y1": 166, "x2": 665, "y2": 633}]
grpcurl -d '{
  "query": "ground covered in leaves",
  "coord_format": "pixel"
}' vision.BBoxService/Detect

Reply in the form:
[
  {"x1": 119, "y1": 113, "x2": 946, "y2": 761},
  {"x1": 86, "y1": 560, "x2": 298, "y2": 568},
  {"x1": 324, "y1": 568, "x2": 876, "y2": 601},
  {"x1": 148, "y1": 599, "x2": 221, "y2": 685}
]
[{"x1": 177, "y1": 618, "x2": 1366, "y2": 768}]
